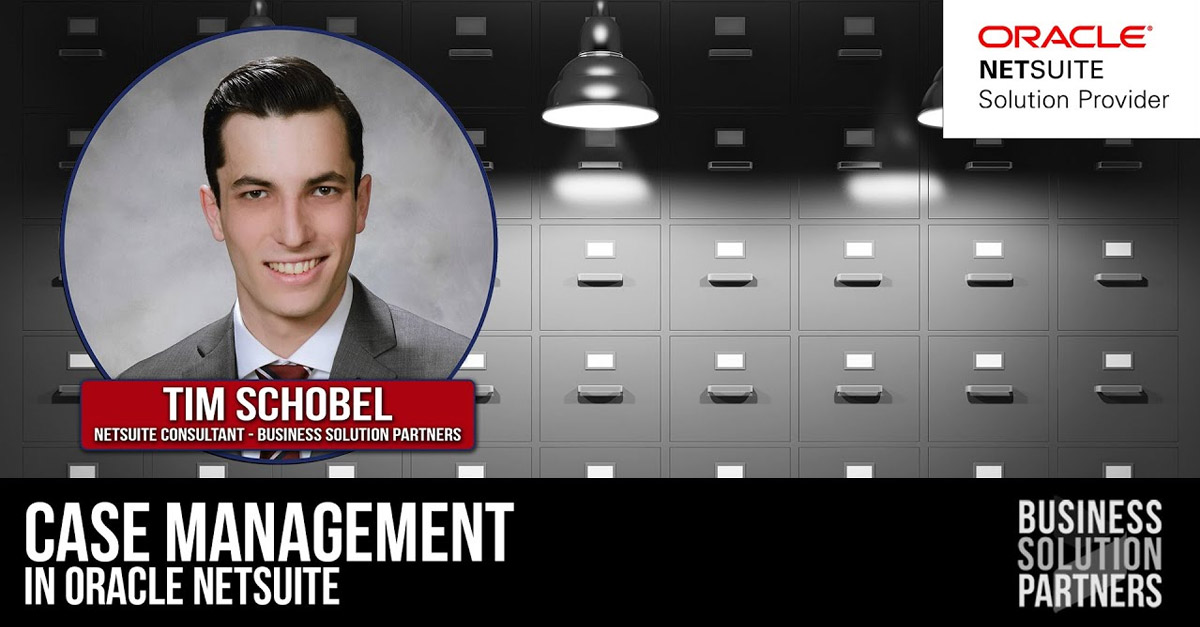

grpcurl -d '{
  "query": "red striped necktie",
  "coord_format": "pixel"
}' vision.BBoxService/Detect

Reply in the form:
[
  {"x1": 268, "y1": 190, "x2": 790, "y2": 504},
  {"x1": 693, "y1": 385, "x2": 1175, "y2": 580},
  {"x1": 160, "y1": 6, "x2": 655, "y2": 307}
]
[{"x1": 255, "y1": 362, "x2": 312, "y2": 460}]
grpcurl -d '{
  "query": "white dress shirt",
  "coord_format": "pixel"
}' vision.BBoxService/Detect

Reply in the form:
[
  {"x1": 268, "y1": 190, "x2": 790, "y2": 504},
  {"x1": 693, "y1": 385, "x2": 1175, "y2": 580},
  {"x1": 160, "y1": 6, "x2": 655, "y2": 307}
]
[{"x1": 234, "y1": 280, "x2": 353, "y2": 459}]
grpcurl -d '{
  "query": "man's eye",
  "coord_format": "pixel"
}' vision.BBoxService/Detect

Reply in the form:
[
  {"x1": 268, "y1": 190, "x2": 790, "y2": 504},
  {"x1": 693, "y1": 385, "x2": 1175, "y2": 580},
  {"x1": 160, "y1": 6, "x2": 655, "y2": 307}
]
[
  {"x1": 242, "y1": 190, "x2": 267, "y2": 200},
  {"x1": 313, "y1": 186, "x2": 338, "y2": 197}
]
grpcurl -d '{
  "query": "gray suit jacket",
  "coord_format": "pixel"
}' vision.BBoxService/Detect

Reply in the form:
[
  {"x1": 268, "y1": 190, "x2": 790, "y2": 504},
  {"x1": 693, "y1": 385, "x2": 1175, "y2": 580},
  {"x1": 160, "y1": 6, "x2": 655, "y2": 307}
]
[{"x1": 120, "y1": 276, "x2": 471, "y2": 380}]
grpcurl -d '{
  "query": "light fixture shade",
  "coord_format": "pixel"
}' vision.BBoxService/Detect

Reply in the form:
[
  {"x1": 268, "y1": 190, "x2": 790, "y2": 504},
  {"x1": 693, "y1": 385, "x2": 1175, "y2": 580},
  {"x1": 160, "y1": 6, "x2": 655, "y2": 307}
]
[
  {"x1": 543, "y1": 2, "x2": 658, "y2": 129},
  {"x1": 241, "y1": 0, "x2": 275, "y2": 28},
  {"x1": 918, "y1": 67, "x2": 943, "y2": 128}
]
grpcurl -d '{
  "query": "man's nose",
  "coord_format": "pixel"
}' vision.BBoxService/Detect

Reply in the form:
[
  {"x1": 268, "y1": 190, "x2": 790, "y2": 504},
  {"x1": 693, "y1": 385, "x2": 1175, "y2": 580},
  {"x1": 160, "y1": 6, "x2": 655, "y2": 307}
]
[{"x1": 274, "y1": 196, "x2": 314, "y2": 248}]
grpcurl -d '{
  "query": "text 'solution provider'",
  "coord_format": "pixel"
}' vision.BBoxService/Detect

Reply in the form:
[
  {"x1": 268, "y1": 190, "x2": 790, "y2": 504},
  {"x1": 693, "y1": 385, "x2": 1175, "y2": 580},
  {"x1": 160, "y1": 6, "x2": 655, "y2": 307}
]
[{"x1": 943, "y1": 0, "x2": 1200, "y2": 138}]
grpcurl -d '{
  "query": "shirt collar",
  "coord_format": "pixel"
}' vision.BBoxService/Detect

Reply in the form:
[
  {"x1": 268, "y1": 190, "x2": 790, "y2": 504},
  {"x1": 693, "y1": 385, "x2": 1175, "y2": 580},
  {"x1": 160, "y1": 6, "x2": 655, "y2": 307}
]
[{"x1": 233, "y1": 279, "x2": 354, "y2": 378}]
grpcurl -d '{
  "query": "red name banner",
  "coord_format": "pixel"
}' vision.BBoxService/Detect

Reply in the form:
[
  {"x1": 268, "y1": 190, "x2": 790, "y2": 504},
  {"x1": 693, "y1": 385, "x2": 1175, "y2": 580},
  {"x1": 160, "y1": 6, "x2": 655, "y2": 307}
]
[{"x1": 80, "y1": 380, "x2": 475, "y2": 451}]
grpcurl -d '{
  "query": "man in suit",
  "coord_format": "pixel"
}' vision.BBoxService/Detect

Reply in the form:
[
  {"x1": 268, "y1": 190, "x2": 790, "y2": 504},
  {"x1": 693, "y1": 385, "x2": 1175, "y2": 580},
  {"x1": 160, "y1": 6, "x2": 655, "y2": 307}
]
[{"x1": 122, "y1": 56, "x2": 469, "y2": 391}]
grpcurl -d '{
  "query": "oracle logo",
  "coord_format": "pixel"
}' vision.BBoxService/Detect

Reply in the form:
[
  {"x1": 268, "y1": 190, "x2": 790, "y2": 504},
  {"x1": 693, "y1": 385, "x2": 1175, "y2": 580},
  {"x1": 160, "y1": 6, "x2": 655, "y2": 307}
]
[{"x1": 978, "y1": 25, "x2": 1149, "y2": 48}]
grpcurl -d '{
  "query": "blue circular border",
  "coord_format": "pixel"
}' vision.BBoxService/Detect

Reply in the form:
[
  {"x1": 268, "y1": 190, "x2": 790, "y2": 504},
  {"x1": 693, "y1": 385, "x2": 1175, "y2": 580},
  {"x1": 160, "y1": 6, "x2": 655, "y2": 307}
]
[{"x1": 60, "y1": 26, "x2": 499, "y2": 465}]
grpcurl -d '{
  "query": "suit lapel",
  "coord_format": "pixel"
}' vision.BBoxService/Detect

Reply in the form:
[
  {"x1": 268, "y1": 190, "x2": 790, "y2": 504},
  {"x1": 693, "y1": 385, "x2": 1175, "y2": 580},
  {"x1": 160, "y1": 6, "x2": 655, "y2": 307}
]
[
  {"x1": 330, "y1": 276, "x2": 399, "y2": 379},
  {"x1": 181, "y1": 314, "x2": 238, "y2": 379}
]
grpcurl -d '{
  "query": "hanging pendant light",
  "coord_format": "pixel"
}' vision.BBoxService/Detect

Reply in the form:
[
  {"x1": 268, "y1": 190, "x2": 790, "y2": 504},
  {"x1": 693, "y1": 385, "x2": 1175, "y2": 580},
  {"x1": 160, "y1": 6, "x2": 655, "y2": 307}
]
[
  {"x1": 241, "y1": 1, "x2": 275, "y2": 28},
  {"x1": 543, "y1": 0, "x2": 658, "y2": 130},
  {"x1": 917, "y1": 67, "x2": 943, "y2": 128}
]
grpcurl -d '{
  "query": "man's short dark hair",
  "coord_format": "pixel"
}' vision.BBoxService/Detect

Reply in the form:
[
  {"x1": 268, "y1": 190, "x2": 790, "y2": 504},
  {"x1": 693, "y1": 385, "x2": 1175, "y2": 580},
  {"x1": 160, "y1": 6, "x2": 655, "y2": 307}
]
[{"x1": 203, "y1": 56, "x2": 364, "y2": 204}]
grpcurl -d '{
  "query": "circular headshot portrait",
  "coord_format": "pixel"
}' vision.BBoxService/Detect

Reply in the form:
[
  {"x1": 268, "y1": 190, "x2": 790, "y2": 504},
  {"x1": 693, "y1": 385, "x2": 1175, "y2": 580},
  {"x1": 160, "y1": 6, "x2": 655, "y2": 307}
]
[{"x1": 61, "y1": 29, "x2": 495, "y2": 459}]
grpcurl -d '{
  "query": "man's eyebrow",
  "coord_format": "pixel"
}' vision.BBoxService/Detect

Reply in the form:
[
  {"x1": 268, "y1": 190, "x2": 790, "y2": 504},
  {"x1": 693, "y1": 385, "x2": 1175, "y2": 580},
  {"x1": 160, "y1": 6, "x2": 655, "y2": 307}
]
[
  {"x1": 305, "y1": 171, "x2": 349, "y2": 187},
  {"x1": 230, "y1": 176, "x2": 274, "y2": 189}
]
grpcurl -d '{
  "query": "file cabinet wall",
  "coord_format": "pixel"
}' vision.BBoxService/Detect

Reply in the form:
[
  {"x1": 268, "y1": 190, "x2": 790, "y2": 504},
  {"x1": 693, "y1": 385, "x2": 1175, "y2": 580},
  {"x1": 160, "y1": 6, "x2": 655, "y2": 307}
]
[{"x1": 6, "y1": 0, "x2": 1196, "y2": 478}]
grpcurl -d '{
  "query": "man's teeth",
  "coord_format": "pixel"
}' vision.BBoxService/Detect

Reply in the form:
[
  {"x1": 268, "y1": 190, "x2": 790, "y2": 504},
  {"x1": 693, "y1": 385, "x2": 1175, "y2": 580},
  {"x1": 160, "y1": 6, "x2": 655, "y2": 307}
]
[{"x1": 268, "y1": 259, "x2": 319, "y2": 275}]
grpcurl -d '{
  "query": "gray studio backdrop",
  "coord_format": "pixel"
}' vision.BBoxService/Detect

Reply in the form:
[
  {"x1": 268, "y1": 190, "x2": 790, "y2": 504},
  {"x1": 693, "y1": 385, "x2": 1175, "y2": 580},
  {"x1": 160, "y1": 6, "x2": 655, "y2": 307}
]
[{"x1": 63, "y1": 29, "x2": 495, "y2": 377}]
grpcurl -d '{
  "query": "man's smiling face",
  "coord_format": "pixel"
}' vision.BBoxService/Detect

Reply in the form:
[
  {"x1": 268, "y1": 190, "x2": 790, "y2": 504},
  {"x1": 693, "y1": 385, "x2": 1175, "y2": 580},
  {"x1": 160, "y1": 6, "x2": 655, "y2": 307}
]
[{"x1": 201, "y1": 108, "x2": 371, "y2": 329}]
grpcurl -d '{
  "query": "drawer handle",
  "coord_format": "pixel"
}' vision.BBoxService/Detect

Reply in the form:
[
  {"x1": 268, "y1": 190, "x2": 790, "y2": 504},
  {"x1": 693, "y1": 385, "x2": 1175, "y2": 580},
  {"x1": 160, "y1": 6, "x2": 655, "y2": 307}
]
[
  {"x1": 966, "y1": 384, "x2": 1014, "y2": 398},
  {"x1": 837, "y1": 161, "x2": 883, "y2": 171},
  {"x1": 578, "y1": 384, "x2": 624, "y2": 398},
  {"x1": 579, "y1": 161, "x2": 623, "y2": 170},
  {"x1": 707, "y1": 272, "x2": 754, "y2": 286},
  {"x1": 1094, "y1": 384, "x2": 1144, "y2": 397},
  {"x1": 51, "y1": 275, "x2": 64, "y2": 288},
  {"x1": 835, "y1": 272, "x2": 882, "y2": 286},
  {"x1": 1095, "y1": 161, "x2": 1142, "y2": 171},
  {"x1": 966, "y1": 273, "x2": 1013, "y2": 286},
  {"x1": 708, "y1": 160, "x2": 753, "y2": 172},
  {"x1": 1094, "y1": 272, "x2": 1145, "y2": 285},
  {"x1": 59, "y1": 48, "x2": 106, "y2": 58},
  {"x1": 707, "y1": 384, "x2": 755, "y2": 398},
  {"x1": 58, "y1": 161, "x2": 77, "y2": 171},
  {"x1": 708, "y1": 48, "x2": 753, "y2": 60},
  {"x1": 837, "y1": 48, "x2": 883, "y2": 60},
  {"x1": 577, "y1": 273, "x2": 624, "y2": 286},
  {"x1": 474, "y1": 384, "x2": 495, "y2": 401},
  {"x1": 449, "y1": 48, "x2": 493, "y2": 60},
  {"x1": 53, "y1": 384, "x2": 81, "y2": 404},
  {"x1": 480, "y1": 160, "x2": 495, "y2": 172},
  {"x1": 965, "y1": 161, "x2": 1014, "y2": 172},
  {"x1": 836, "y1": 384, "x2": 883, "y2": 398}
]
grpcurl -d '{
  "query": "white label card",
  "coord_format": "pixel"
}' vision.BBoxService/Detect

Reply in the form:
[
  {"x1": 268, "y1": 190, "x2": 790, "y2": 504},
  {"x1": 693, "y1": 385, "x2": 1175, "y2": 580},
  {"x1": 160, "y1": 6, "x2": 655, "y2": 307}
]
[
  {"x1": 715, "y1": 241, "x2": 746, "y2": 258},
  {"x1": 845, "y1": 464, "x2": 875, "y2": 478},
  {"x1": 587, "y1": 241, "x2": 616, "y2": 258},
  {"x1": 715, "y1": 352, "x2": 746, "y2": 370},
  {"x1": 974, "y1": 352, "x2": 1005, "y2": 370},
  {"x1": 716, "y1": 463, "x2": 745, "y2": 478},
  {"x1": 844, "y1": 241, "x2": 875, "y2": 258}
]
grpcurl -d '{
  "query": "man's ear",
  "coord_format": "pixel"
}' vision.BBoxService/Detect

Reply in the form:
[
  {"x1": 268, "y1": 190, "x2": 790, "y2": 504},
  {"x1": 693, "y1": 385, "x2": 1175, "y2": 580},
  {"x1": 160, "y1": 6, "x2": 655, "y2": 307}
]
[
  {"x1": 355, "y1": 174, "x2": 372, "y2": 234},
  {"x1": 200, "y1": 185, "x2": 225, "y2": 242}
]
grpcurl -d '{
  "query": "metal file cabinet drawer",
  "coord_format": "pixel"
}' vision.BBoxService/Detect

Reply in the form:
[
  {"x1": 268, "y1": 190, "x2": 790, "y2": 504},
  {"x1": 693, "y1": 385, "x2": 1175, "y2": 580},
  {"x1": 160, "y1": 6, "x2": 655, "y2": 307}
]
[
  {"x1": 538, "y1": 126, "x2": 662, "y2": 218},
  {"x1": 669, "y1": 2, "x2": 791, "y2": 108},
  {"x1": 1058, "y1": 226, "x2": 1178, "y2": 331},
  {"x1": 458, "y1": 114, "x2": 533, "y2": 219},
  {"x1": 24, "y1": 448, "x2": 144, "y2": 478},
  {"x1": 152, "y1": 2, "x2": 267, "y2": 61},
  {"x1": 281, "y1": 1, "x2": 404, "y2": 61},
  {"x1": 927, "y1": 139, "x2": 1052, "y2": 218},
  {"x1": 24, "y1": 225, "x2": 74, "y2": 331},
  {"x1": 24, "y1": 335, "x2": 95, "y2": 443},
  {"x1": 23, "y1": 114, "x2": 96, "y2": 219},
  {"x1": 799, "y1": 447, "x2": 919, "y2": 478},
  {"x1": 539, "y1": 1, "x2": 662, "y2": 105},
  {"x1": 409, "y1": 1, "x2": 533, "y2": 108},
  {"x1": 927, "y1": 447, "x2": 1049, "y2": 478},
  {"x1": 1059, "y1": 140, "x2": 1178, "y2": 219},
  {"x1": 455, "y1": 336, "x2": 532, "y2": 442},
  {"x1": 148, "y1": 453, "x2": 279, "y2": 478},
  {"x1": 23, "y1": 3, "x2": 145, "y2": 112},
  {"x1": 797, "y1": 2, "x2": 920, "y2": 112},
  {"x1": 667, "y1": 115, "x2": 792, "y2": 219},
  {"x1": 799, "y1": 225, "x2": 918, "y2": 331},
  {"x1": 540, "y1": 226, "x2": 660, "y2": 330},
  {"x1": 796, "y1": 115, "x2": 919, "y2": 218},
  {"x1": 1058, "y1": 337, "x2": 1178, "y2": 442},
  {"x1": 540, "y1": 447, "x2": 661, "y2": 478},
  {"x1": 798, "y1": 336, "x2": 919, "y2": 442},
  {"x1": 669, "y1": 447, "x2": 791, "y2": 478},
  {"x1": 411, "y1": 447, "x2": 533, "y2": 478},
  {"x1": 1058, "y1": 447, "x2": 1178, "y2": 478},
  {"x1": 539, "y1": 336, "x2": 660, "y2": 442},
  {"x1": 279, "y1": 452, "x2": 405, "y2": 478},
  {"x1": 928, "y1": 337, "x2": 1049, "y2": 442},
  {"x1": 928, "y1": 226, "x2": 1049, "y2": 331},
  {"x1": 670, "y1": 225, "x2": 790, "y2": 331},
  {"x1": 483, "y1": 225, "x2": 532, "y2": 331},
  {"x1": 670, "y1": 336, "x2": 791, "y2": 442}
]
